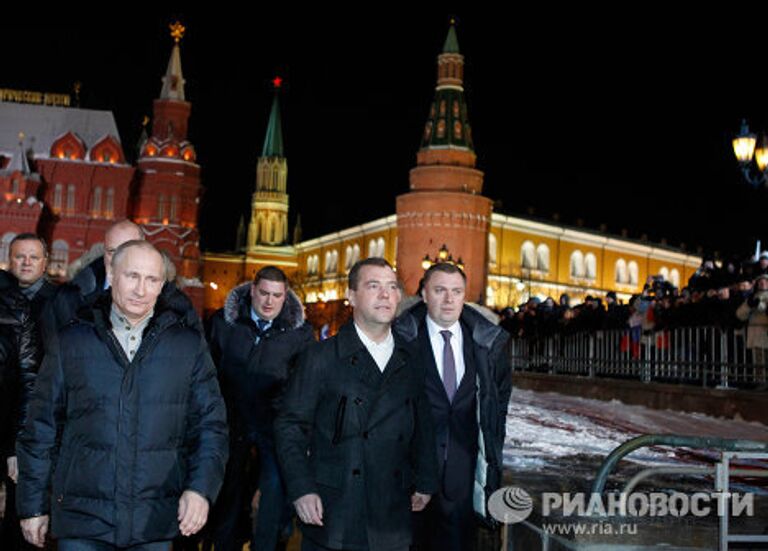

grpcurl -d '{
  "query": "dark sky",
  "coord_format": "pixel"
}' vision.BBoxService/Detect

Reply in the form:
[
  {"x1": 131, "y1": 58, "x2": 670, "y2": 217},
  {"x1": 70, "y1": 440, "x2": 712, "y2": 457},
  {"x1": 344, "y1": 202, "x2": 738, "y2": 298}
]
[{"x1": 3, "y1": 12, "x2": 767, "y2": 259}]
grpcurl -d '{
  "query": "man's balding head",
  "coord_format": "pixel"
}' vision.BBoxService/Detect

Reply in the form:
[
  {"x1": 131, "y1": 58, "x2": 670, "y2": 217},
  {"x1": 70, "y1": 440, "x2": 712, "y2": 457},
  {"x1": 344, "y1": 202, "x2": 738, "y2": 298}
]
[{"x1": 104, "y1": 220, "x2": 144, "y2": 272}]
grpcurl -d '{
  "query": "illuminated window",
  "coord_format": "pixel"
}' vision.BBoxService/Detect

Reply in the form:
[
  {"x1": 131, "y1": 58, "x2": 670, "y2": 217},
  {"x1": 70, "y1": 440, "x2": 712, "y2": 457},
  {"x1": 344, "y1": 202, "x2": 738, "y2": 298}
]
[
  {"x1": 670, "y1": 269, "x2": 680, "y2": 288},
  {"x1": 66, "y1": 184, "x2": 76, "y2": 213},
  {"x1": 659, "y1": 266, "x2": 669, "y2": 281},
  {"x1": 91, "y1": 186, "x2": 102, "y2": 216},
  {"x1": 585, "y1": 253, "x2": 597, "y2": 280},
  {"x1": 488, "y1": 233, "x2": 497, "y2": 265},
  {"x1": 105, "y1": 188, "x2": 114, "y2": 219},
  {"x1": 570, "y1": 250, "x2": 585, "y2": 279},
  {"x1": 628, "y1": 261, "x2": 639, "y2": 286},
  {"x1": 53, "y1": 184, "x2": 63, "y2": 212},
  {"x1": 536, "y1": 244, "x2": 550, "y2": 272},
  {"x1": 521, "y1": 241, "x2": 535, "y2": 269},
  {"x1": 157, "y1": 194, "x2": 166, "y2": 220},
  {"x1": 170, "y1": 195, "x2": 178, "y2": 222},
  {"x1": 615, "y1": 259, "x2": 628, "y2": 284},
  {"x1": 49, "y1": 239, "x2": 69, "y2": 277}
]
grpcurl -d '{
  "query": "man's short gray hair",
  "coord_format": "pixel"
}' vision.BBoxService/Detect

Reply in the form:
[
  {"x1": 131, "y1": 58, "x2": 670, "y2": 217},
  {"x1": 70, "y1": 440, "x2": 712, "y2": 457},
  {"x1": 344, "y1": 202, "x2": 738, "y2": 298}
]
[{"x1": 111, "y1": 240, "x2": 167, "y2": 280}]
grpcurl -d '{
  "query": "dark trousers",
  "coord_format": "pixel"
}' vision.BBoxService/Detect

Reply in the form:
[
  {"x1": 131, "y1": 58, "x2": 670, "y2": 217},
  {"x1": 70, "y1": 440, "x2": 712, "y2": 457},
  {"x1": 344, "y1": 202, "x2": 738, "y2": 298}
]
[
  {"x1": 413, "y1": 489, "x2": 476, "y2": 551},
  {"x1": 300, "y1": 535, "x2": 409, "y2": 551},
  {"x1": 211, "y1": 432, "x2": 289, "y2": 551},
  {"x1": 58, "y1": 539, "x2": 171, "y2": 551}
]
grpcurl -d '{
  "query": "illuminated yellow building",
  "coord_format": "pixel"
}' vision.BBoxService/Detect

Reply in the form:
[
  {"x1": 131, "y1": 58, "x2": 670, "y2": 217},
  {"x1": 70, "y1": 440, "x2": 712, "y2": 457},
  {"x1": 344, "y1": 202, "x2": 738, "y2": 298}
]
[{"x1": 202, "y1": 25, "x2": 700, "y2": 315}]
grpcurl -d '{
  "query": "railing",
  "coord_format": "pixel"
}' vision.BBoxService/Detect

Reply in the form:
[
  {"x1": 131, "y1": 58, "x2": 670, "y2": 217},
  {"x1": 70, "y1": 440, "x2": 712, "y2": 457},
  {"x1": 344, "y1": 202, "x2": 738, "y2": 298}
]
[{"x1": 509, "y1": 326, "x2": 767, "y2": 388}]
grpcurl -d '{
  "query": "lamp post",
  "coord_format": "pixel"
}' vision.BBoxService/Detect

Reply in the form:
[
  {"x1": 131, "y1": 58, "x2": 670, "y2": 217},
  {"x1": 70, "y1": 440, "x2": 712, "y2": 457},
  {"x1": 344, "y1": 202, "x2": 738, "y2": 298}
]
[
  {"x1": 421, "y1": 244, "x2": 465, "y2": 271},
  {"x1": 733, "y1": 119, "x2": 768, "y2": 187}
]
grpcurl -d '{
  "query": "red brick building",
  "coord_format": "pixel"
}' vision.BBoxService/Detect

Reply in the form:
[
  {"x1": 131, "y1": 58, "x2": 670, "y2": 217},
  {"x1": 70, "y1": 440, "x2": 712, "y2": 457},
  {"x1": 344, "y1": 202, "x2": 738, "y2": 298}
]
[{"x1": 0, "y1": 28, "x2": 204, "y2": 307}]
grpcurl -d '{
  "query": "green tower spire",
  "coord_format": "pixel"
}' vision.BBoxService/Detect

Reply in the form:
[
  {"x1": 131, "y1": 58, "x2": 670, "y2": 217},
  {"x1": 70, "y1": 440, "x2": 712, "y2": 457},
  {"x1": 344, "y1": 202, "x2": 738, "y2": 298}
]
[{"x1": 261, "y1": 78, "x2": 284, "y2": 158}]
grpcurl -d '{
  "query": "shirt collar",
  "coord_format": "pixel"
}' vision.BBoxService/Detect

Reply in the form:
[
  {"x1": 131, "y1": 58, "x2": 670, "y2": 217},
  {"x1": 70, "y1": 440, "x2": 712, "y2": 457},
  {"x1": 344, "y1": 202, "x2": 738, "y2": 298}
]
[
  {"x1": 110, "y1": 303, "x2": 154, "y2": 332},
  {"x1": 250, "y1": 307, "x2": 273, "y2": 328},
  {"x1": 426, "y1": 315, "x2": 461, "y2": 341},
  {"x1": 354, "y1": 323, "x2": 394, "y2": 349}
]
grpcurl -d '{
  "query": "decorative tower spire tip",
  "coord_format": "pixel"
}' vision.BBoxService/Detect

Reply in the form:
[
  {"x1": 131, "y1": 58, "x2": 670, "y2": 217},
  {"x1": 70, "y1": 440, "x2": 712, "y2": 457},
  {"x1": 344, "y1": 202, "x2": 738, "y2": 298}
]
[{"x1": 170, "y1": 21, "x2": 186, "y2": 44}]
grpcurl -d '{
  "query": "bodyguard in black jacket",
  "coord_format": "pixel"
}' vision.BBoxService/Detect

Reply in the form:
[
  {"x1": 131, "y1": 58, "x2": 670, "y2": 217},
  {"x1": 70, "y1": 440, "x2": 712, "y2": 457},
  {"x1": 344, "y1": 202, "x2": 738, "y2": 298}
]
[
  {"x1": 16, "y1": 240, "x2": 228, "y2": 549},
  {"x1": 207, "y1": 267, "x2": 314, "y2": 551},
  {"x1": 275, "y1": 259, "x2": 438, "y2": 551}
]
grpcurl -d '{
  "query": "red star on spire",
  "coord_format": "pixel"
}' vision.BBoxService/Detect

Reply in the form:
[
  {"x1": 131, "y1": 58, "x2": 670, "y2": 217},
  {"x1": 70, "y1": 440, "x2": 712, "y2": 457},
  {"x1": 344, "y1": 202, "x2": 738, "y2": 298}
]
[{"x1": 272, "y1": 76, "x2": 283, "y2": 89}]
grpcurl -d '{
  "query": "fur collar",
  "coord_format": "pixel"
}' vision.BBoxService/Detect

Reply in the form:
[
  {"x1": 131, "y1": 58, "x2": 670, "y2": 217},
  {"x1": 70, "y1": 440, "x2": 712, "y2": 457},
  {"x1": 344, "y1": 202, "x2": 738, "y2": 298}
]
[{"x1": 223, "y1": 282, "x2": 305, "y2": 330}]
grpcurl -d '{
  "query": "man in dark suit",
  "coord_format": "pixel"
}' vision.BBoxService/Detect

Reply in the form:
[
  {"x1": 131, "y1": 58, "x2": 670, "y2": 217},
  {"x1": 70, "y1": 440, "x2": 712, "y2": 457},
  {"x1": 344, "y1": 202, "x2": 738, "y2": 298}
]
[
  {"x1": 275, "y1": 258, "x2": 438, "y2": 551},
  {"x1": 395, "y1": 263, "x2": 512, "y2": 551}
]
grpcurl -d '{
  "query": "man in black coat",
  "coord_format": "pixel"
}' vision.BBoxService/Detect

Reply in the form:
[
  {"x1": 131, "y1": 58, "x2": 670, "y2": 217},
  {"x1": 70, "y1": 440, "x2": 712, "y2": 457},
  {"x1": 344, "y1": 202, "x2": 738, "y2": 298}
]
[
  {"x1": 275, "y1": 258, "x2": 438, "y2": 551},
  {"x1": 207, "y1": 266, "x2": 315, "y2": 551},
  {"x1": 16, "y1": 240, "x2": 228, "y2": 550},
  {"x1": 0, "y1": 270, "x2": 39, "y2": 550},
  {"x1": 394, "y1": 263, "x2": 512, "y2": 551},
  {"x1": 7, "y1": 234, "x2": 57, "y2": 324}
]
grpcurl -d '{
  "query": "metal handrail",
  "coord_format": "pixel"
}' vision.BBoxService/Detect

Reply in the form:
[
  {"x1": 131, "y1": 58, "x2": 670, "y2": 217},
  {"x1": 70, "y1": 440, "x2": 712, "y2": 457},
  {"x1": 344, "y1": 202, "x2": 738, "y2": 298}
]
[
  {"x1": 590, "y1": 434, "x2": 768, "y2": 495},
  {"x1": 621, "y1": 466, "x2": 768, "y2": 495}
]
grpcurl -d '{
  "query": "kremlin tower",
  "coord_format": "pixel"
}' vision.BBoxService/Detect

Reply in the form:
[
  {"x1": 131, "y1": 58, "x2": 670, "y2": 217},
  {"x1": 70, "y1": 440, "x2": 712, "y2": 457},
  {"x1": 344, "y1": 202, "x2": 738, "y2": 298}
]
[
  {"x1": 134, "y1": 22, "x2": 204, "y2": 306},
  {"x1": 396, "y1": 22, "x2": 492, "y2": 302}
]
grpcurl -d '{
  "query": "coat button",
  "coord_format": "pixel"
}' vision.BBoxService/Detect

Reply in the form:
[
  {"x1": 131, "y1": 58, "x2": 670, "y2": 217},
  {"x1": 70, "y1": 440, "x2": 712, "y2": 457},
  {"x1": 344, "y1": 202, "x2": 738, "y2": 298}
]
[
  {"x1": 354, "y1": 397, "x2": 363, "y2": 405},
  {"x1": 362, "y1": 431, "x2": 369, "y2": 439},
  {"x1": 57, "y1": 494, "x2": 63, "y2": 503},
  {"x1": 352, "y1": 469, "x2": 361, "y2": 476}
]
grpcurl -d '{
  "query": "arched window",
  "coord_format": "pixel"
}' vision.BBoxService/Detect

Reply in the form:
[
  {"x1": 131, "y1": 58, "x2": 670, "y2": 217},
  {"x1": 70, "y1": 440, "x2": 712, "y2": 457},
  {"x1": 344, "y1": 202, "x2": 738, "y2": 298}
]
[
  {"x1": 570, "y1": 250, "x2": 585, "y2": 278},
  {"x1": 368, "y1": 239, "x2": 376, "y2": 258},
  {"x1": 53, "y1": 184, "x2": 63, "y2": 213},
  {"x1": 157, "y1": 194, "x2": 166, "y2": 220},
  {"x1": 585, "y1": 253, "x2": 597, "y2": 280},
  {"x1": 628, "y1": 261, "x2": 639, "y2": 286},
  {"x1": 170, "y1": 195, "x2": 178, "y2": 222},
  {"x1": 670, "y1": 269, "x2": 680, "y2": 288},
  {"x1": 536, "y1": 244, "x2": 550, "y2": 272},
  {"x1": 488, "y1": 233, "x2": 497, "y2": 265},
  {"x1": 485, "y1": 285, "x2": 495, "y2": 308},
  {"x1": 615, "y1": 259, "x2": 628, "y2": 284},
  {"x1": 105, "y1": 188, "x2": 114, "y2": 219},
  {"x1": 66, "y1": 184, "x2": 76, "y2": 213},
  {"x1": 345, "y1": 245, "x2": 353, "y2": 271},
  {"x1": 331, "y1": 250, "x2": 339, "y2": 273},
  {"x1": 352, "y1": 244, "x2": 360, "y2": 265},
  {"x1": 521, "y1": 241, "x2": 535, "y2": 269},
  {"x1": 658, "y1": 266, "x2": 669, "y2": 281},
  {"x1": 91, "y1": 186, "x2": 102, "y2": 216}
]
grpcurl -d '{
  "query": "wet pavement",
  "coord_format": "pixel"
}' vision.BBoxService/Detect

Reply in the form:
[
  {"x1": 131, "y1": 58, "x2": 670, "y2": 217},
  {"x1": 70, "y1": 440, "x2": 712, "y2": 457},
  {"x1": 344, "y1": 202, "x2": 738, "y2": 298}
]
[{"x1": 503, "y1": 388, "x2": 768, "y2": 549}]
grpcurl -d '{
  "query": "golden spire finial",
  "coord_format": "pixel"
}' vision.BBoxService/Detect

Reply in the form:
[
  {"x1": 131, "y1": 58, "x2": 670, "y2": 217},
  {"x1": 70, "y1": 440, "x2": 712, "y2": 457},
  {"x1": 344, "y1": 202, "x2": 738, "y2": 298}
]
[
  {"x1": 169, "y1": 21, "x2": 185, "y2": 44},
  {"x1": 18, "y1": 132, "x2": 25, "y2": 145}
]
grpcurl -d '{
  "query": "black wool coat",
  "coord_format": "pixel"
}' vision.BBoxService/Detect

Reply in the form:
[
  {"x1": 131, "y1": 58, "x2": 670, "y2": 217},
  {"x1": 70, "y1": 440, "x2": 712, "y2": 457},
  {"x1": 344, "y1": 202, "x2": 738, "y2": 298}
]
[
  {"x1": 16, "y1": 294, "x2": 228, "y2": 547},
  {"x1": 275, "y1": 322, "x2": 438, "y2": 551}
]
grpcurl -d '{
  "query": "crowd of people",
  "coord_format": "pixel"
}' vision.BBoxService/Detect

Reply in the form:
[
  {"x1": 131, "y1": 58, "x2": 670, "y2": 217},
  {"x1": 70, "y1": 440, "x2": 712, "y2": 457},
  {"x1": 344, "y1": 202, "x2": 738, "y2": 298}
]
[
  {"x1": 499, "y1": 253, "x2": 768, "y2": 340},
  {"x1": 0, "y1": 219, "x2": 512, "y2": 551}
]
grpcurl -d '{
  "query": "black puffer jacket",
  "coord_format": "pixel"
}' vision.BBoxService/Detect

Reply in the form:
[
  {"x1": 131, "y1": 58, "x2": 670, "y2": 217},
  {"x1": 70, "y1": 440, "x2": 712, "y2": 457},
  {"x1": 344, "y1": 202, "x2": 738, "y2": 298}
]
[
  {"x1": 0, "y1": 270, "x2": 39, "y2": 461},
  {"x1": 207, "y1": 283, "x2": 314, "y2": 439},
  {"x1": 16, "y1": 293, "x2": 228, "y2": 546}
]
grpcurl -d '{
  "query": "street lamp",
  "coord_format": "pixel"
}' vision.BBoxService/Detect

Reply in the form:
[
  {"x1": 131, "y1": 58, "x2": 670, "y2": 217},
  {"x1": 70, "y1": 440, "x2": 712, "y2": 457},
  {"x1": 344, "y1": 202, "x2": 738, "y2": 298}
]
[
  {"x1": 421, "y1": 244, "x2": 465, "y2": 271},
  {"x1": 733, "y1": 119, "x2": 768, "y2": 187}
]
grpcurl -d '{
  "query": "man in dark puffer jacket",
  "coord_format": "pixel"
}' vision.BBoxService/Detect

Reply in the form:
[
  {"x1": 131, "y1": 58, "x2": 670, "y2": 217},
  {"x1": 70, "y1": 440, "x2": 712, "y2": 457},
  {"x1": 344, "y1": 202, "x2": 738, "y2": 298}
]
[
  {"x1": 207, "y1": 266, "x2": 314, "y2": 551},
  {"x1": 16, "y1": 240, "x2": 228, "y2": 551}
]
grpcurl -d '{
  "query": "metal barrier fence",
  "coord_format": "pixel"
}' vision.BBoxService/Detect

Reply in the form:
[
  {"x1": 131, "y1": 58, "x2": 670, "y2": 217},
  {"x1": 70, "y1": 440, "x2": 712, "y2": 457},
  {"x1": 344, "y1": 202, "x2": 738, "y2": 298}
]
[{"x1": 509, "y1": 326, "x2": 768, "y2": 388}]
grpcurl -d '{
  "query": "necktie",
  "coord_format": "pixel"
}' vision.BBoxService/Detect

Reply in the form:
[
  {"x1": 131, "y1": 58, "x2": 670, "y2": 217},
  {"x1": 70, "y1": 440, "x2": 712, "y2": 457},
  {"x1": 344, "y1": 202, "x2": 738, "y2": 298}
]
[
  {"x1": 440, "y1": 330, "x2": 457, "y2": 402},
  {"x1": 257, "y1": 318, "x2": 270, "y2": 333}
]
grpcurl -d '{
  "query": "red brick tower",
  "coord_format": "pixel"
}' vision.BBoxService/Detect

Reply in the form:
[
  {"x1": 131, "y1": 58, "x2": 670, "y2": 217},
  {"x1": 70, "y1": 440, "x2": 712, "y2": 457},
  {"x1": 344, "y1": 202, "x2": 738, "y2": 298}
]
[
  {"x1": 134, "y1": 22, "x2": 203, "y2": 307},
  {"x1": 396, "y1": 23, "x2": 491, "y2": 302}
]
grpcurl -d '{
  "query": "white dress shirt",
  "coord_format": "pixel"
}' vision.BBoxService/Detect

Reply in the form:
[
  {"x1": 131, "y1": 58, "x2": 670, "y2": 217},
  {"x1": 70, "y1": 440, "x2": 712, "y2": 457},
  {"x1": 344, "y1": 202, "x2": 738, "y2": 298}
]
[
  {"x1": 426, "y1": 316, "x2": 465, "y2": 386},
  {"x1": 354, "y1": 323, "x2": 395, "y2": 372}
]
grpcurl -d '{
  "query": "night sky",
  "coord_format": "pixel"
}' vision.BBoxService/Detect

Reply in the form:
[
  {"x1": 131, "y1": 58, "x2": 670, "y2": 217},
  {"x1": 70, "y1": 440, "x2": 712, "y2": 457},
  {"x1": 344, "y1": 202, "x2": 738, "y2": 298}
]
[{"x1": 3, "y1": 12, "x2": 767, "y2": 260}]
